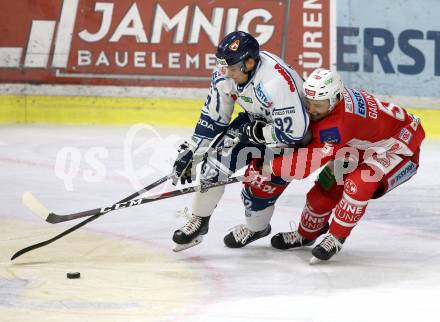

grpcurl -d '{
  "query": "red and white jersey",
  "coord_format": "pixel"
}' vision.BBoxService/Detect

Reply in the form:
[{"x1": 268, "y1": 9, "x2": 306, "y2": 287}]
[{"x1": 272, "y1": 87, "x2": 425, "y2": 179}]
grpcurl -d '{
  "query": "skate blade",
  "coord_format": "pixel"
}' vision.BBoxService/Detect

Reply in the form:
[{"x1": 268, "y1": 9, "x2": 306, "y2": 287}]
[
  {"x1": 173, "y1": 236, "x2": 203, "y2": 252},
  {"x1": 309, "y1": 256, "x2": 322, "y2": 265}
]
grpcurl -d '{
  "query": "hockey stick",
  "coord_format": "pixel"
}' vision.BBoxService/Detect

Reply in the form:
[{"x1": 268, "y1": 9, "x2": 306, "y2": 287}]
[
  {"x1": 11, "y1": 176, "x2": 241, "y2": 260},
  {"x1": 22, "y1": 174, "x2": 170, "y2": 224},
  {"x1": 23, "y1": 137, "x2": 239, "y2": 224}
]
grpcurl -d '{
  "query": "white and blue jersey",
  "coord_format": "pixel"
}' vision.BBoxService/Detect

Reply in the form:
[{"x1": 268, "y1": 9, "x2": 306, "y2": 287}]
[{"x1": 192, "y1": 51, "x2": 309, "y2": 150}]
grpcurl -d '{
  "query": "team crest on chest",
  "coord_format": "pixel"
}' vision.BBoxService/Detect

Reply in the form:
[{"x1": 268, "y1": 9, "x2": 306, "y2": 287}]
[{"x1": 319, "y1": 127, "x2": 341, "y2": 144}]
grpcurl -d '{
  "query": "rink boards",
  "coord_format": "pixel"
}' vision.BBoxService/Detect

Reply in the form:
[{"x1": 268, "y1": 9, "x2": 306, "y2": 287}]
[{"x1": 0, "y1": 94, "x2": 439, "y2": 138}]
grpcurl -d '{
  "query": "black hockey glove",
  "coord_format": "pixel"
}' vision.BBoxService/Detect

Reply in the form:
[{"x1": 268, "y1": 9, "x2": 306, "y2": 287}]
[
  {"x1": 239, "y1": 120, "x2": 266, "y2": 145},
  {"x1": 171, "y1": 141, "x2": 196, "y2": 185}
]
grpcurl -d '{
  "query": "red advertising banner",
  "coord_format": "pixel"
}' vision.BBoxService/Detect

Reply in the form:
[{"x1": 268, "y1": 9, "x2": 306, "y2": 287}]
[{"x1": 0, "y1": 0, "x2": 330, "y2": 88}]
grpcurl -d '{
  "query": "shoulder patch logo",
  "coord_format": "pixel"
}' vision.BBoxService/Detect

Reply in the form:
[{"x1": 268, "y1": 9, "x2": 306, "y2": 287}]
[
  {"x1": 399, "y1": 128, "x2": 413, "y2": 144},
  {"x1": 319, "y1": 127, "x2": 341, "y2": 144},
  {"x1": 229, "y1": 39, "x2": 240, "y2": 51},
  {"x1": 349, "y1": 89, "x2": 367, "y2": 118},
  {"x1": 342, "y1": 89, "x2": 353, "y2": 113}
]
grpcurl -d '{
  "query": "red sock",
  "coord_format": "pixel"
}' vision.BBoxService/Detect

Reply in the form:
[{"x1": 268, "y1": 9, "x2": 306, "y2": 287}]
[
  {"x1": 330, "y1": 165, "x2": 381, "y2": 238},
  {"x1": 298, "y1": 183, "x2": 342, "y2": 240}
]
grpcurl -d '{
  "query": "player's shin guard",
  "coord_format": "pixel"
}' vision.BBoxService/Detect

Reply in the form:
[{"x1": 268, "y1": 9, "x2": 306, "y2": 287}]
[
  {"x1": 330, "y1": 192, "x2": 368, "y2": 238},
  {"x1": 192, "y1": 156, "x2": 232, "y2": 217},
  {"x1": 297, "y1": 180, "x2": 342, "y2": 240},
  {"x1": 192, "y1": 185, "x2": 225, "y2": 217},
  {"x1": 329, "y1": 167, "x2": 380, "y2": 239},
  {"x1": 313, "y1": 166, "x2": 381, "y2": 262},
  {"x1": 297, "y1": 204, "x2": 332, "y2": 241}
]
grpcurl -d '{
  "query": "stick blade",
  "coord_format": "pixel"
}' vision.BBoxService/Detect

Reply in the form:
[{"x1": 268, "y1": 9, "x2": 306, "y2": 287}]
[
  {"x1": 11, "y1": 247, "x2": 27, "y2": 260},
  {"x1": 22, "y1": 192, "x2": 50, "y2": 220}
]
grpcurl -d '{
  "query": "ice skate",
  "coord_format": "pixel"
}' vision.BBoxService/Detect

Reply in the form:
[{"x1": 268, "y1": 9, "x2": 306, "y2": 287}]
[
  {"x1": 173, "y1": 235, "x2": 204, "y2": 252},
  {"x1": 224, "y1": 224, "x2": 271, "y2": 248},
  {"x1": 172, "y1": 213, "x2": 211, "y2": 252},
  {"x1": 309, "y1": 233, "x2": 345, "y2": 264},
  {"x1": 271, "y1": 223, "x2": 329, "y2": 250}
]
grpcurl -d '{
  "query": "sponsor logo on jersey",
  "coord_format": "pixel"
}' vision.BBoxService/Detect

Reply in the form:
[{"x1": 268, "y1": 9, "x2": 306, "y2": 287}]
[
  {"x1": 239, "y1": 95, "x2": 253, "y2": 103},
  {"x1": 387, "y1": 160, "x2": 417, "y2": 191},
  {"x1": 254, "y1": 82, "x2": 273, "y2": 108},
  {"x1": 361, "y1": 90, "x2": 379, "y2": 119},
  {"x1": 399, "y1": 128, "x2": 413, "y2": 144},
  {"x1": 342, "y1": 89, "x2": 354, "y2": 113},
  {"x1": 344, "y1": 179, "x2": 358, "y2": 195},
  {"x1": 304, "y1": 88, "x2": 316, "y2": 97},
  {"x1": 408, "y1": 113, "x2": 420, "y2": 131},
  {"x1": 274, "y1": 64, "x2": 295, "y2": 92},
  {"x1": 372, "y1": 154, "x2": 391, "y2": 168},
  {"x1": 197, "y1": 118, "x2": 215, "y2": 131},
  {"x1": 350, "y1": 89, "x2": 367, "y2": 118},
  {"x1": 389, "y1": 143, "x2": 401, "y2": 153},
  {"x1": 229, "y1": 39, "x2": 240, "y2": 51},
  {"x1": 272, "y1": 107, "x2": 295, "y2": 116},
  {"x1": 319, "y1": 127, "x2": 341, "y2": 144}
]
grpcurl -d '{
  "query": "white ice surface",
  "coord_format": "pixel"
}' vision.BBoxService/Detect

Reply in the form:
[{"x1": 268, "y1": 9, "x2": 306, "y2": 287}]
[{"x1": 1, "y1": 125, "x2": 439, "y2": 322}]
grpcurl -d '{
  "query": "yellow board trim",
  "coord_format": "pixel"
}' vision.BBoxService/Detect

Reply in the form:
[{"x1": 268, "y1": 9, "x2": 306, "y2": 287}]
[
  {"x1": 21, "y1": 95, "x2": 205, "y2": 127},
  {"x1": 0, "y1": 95, "x2": 438, "y2": 137},
  {"x1": 407, "y1": 108, "x2": 440, "y2": 138}
]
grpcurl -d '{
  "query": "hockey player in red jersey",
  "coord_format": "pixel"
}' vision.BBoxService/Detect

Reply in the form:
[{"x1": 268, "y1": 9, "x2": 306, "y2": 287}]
[{"x1": 255, "y1": 68, "x2": 426, "y2": 263}]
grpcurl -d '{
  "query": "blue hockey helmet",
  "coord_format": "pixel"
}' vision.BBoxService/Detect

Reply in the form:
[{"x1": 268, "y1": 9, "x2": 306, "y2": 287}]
[{"x1": 215, "y1": 31, "x2": 260, "y2": 67}]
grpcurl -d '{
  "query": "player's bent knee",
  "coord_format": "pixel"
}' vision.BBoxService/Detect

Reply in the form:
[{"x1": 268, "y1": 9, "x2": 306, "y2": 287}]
[
  {"x1": 344, "y1": 164, "x2": 382, "y2": 201},
  {"x1": 307, "y1": 183, "x2": 343, "y2": 214}
]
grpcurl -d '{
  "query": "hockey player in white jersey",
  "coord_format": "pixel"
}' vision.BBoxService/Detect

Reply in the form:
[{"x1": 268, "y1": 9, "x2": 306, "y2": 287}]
[{"x1": 171, "y1": 31, "x2": 310, "y2": 251}]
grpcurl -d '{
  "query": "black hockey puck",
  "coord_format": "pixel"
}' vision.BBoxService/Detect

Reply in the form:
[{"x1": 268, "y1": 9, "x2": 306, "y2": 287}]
[{"x1": 66, "y1": 272, "x2": 80, "y2": 279}]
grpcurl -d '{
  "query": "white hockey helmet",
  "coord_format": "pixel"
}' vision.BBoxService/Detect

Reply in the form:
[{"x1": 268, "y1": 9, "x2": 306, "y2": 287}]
[{"x1": 303, "y1": 68, "x2": 344, "y2": 111}]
